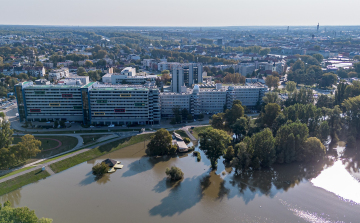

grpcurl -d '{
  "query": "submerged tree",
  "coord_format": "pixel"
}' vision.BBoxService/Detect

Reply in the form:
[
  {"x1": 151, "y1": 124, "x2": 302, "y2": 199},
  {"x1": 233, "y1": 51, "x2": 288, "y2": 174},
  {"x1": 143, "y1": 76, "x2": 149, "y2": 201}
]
[{"x1": 165, "y1": 166, "x2": 184, "y2": 181}]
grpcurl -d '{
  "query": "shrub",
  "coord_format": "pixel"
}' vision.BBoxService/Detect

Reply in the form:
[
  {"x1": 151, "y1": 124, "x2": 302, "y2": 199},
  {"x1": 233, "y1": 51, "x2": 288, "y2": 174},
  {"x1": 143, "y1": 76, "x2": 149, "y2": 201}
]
[
  {"x1": 92, "y1": 162, "x2": 109, "y2": 177},
  {"x1": 188, "y1": 146, "x2": 195, "y2": 152},
  {"x1": 165, "y1": 166, "x2": 184, "y2": 181},
  {"x1": 169, "y1": 144, "x2": 178, "y2": 155},
  {"x1": 193, "y1": 151, "x2": 201, "y2": 162},
  {"x1": 224, "y1": 146, "x2": 235, "y2": 162},
  {"x1": 183, "y1": 137, "x2": 191, "y2": 144}
]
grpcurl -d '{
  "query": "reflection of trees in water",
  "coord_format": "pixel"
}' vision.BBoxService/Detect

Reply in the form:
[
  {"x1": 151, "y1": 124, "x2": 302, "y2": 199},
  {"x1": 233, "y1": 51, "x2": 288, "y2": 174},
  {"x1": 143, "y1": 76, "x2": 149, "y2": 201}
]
[
  {"x1": 342, "y1": 148, "x2": 360, "y2": 174},
  {"x1": 96, "y1": 173, "x2": 111, "y2": 185},
  {"x1": 0, "y1": 189, "x2": 21, "y2": 206},
  {"x1": 228, "y1": 158, "x2": 333, "y2": 204}
]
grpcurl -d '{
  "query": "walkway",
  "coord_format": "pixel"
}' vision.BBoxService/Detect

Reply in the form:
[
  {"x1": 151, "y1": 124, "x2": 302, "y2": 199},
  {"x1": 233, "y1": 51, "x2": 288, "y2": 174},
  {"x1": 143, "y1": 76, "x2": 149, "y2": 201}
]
[{"x1": 45, "y1": 166, "x2": 55, "y2": 176}]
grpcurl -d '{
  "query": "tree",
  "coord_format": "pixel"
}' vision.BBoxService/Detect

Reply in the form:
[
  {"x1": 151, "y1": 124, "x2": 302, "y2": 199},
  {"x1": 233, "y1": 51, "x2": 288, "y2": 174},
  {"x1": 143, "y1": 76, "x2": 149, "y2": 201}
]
[
  {"x1": 286, "y1": 81, "x2": 297, "y2": 92},
  {"x1": 318, "y1": 121, "x2": 330, "y2": 143},
  {"x1": 312, "y1": 54, "x2": 324, "y2": 63},
  {"x1": 231, "y1": 117, "x2": 249, "y2": 140},
  {"x1": 342, "y1": 95, "x2": 360, "y2": 137},
  {"x1": 353, "y1": 62, "x2": 360, "y2": 73},
  {"x1": 316, "y1": 94, "x2": 334, "y2": 108},
  {"x1": 261, "y1": 103, "x2": 281, "y2": 128},
  {"x1": 224, "y1": 100, "x2": 244, "y2": 126},
  {"x1": 265, "y1": 75, "x2": 279, "y2": 89},
  {"x1": 59, "y1": 120, "x2": 66, "y2": 128},
  {"x1": 17, "y1": 135, "x2": 41, "y2": 161},
  {"x1": 346, "y1": 136, "x2": 356, "y2": 149},
  {"x1": 0, "y1": 201, "x2": 53, "y2": 222},
  {"x1": 250, "y1": 128, "x2": 276, "y2": 168},
  {"x1": 181, "y1": 108, "x2": 189, "y2": 121},
  {"x1": 165, "y1": 166, "x2": 184, "y2": 181},
  {"x1": 199, "y1": 128, "x2": 231, "y2": 169},
  {"x1": 84, "y1": 60, "x2": 93, "y2": 67},
  {"x1": 275, "y1": 121, "x2": 309, "y2": 163},
  {"x1": 224, "y1": 146, "x2": 235, "y2": 162},
  {"x1": 0, "y1": 112, "x2": 5, "y2": 119},
  {"x1": 172, "y1": 106, "x2": 182, "y2": 123},
  {"x1": 300, "y1": 137, "x2": 326, "y2": 162},
  {"x1": 262, "y1": 92, "x2": 280, "y2": 105},
  {"x1": 77, "y1": 67, "x2": 87, "y2": 76},
  {"x1": 92, "y1": 162, "x2": 108, "y2": 177},
  {"x1": 35, "y1": 61, "x2": 43, "y2": 67},
  {"x1": 18, "y1": 73, "x2": 29, "y2": 80},
  {"x1": 183, "y1": 137, "x2": 190, "y2": 144},
  {"x1": 320, "y1": 73, "x2": 337, "y2": 88},
  {"x1": 88, "y1": 70, "x2": 101, "y2": 81},
  {"x1": 211, "y1": 113, "x2": 224, "y2": 129},
  {"x1": 259, "y1": 48, "x2": 271, "y2": 56},
  {"x1": 147, "y1": 129, "x2": 173, "y2": 156},
  {"x1": 161, "y1": 71, "x2": 171, "y2": 83},
  {"x1": 0, "y1": 119, "x2": 13, "y2": 149}
]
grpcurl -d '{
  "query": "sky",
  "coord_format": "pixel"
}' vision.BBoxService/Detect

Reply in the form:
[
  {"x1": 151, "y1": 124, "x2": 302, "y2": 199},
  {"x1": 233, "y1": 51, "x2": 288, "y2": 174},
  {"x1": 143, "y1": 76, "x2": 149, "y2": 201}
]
[{"x1": 1, "y1": 0, "x2": 359, "y2": 27}]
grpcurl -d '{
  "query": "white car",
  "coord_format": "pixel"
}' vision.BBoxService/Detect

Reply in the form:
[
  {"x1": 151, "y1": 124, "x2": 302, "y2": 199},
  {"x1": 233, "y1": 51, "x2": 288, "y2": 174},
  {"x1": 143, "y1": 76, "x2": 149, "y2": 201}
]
[
  {"x1": 108, "y1": 124, "x2": 115, "y2": 128},
  {"x1": 90, "y1": 125, "x2": 95, "y2": 128},
  {"x1": 46, "y1": 121, "x2": 51, "y2": 124}
]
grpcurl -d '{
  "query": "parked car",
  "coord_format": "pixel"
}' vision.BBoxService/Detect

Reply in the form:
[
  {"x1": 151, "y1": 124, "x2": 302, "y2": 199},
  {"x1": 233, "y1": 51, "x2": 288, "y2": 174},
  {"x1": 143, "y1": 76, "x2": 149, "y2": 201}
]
[
  {"x1": 90, "y1": 125, "x2": 94, "y2": 128},
  {"x1": 108, "y1": 124, "x2": 115, "y2": 128}
]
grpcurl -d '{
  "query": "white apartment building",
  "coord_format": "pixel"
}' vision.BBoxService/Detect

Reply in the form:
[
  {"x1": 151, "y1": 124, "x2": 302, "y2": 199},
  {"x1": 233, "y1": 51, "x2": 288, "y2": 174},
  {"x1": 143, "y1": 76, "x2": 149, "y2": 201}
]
[
  {"x1": 48, "y1": 68, "x2": 70, "y2": 81},
  {"x1": 171, "y1": 63, "x2": 203, "y2": 93}
]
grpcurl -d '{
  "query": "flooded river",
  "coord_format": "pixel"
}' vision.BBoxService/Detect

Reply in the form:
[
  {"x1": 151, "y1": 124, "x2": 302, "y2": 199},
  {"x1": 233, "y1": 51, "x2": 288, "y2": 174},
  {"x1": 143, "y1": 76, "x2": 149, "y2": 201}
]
[{"x1": 1, "y1": 141, "x2": 360, "y2": 222}]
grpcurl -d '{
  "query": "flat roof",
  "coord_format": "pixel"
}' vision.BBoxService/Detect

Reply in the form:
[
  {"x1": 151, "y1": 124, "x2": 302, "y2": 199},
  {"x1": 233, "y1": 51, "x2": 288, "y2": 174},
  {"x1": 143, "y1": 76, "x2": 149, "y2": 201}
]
[
  {"x1": 81, "y1": 82, "x2": 96, "y2": 88},
  {"x1": 26, "y1": 85, "x2": 82, "y2": 89},
  {"x1": 91, "y1": 87, "x2": 149, "y2": 91}
]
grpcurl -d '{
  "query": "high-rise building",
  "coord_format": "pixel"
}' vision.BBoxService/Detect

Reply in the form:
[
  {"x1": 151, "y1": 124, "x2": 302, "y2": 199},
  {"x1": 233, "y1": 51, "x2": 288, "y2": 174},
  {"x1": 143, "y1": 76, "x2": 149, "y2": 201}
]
[{"x1": 171, "y1": 63, "x2": 203, "y2": 93}]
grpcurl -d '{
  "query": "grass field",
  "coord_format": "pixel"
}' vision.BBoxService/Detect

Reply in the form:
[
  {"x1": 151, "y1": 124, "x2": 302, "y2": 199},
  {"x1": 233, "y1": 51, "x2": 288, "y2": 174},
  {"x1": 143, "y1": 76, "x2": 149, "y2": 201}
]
[
  {"x1": 12, "y1": 136, "x2": 78, "y2": 159},
  {"x1": 50, "y1": 133, "x2": 153, "y2": 173},
  {"x1": 0, "y1": 169, "x2": 50, "y2": 196},
  {"x1": 81, "y1": 135, "x2": 109, "y2": 145},
  {"x1": 192, "y1": 126, "x2": 211, "y2": 139}
]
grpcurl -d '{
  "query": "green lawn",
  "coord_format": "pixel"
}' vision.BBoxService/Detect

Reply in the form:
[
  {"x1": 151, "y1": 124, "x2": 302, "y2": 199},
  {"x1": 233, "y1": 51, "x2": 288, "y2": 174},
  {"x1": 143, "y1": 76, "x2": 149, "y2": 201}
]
[
  {"x1": 50, "y1": 133, "x2": 153, "y2": 173},
  {"x1": 0, "y1": 169, "x2": 50, "y2": 196},
  {"x1": 81, "y1": 135, "x2": 109, "y2": 145},
  {"x1": 0, "y1": 167, "x2": 34, "y2": 180},
  {"x1": 12, "y1": 136, "x2": 78, "y2": 159},
  {"x1": 192, "y1": 126, "x2": 211, "y2": 139}
]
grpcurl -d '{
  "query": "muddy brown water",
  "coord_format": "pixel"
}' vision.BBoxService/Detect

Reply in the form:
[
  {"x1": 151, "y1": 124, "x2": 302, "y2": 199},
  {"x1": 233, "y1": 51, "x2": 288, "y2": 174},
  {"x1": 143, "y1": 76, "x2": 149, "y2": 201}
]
[{"x1": 1, "y1": 141, "x2": 360, "y2": 223}]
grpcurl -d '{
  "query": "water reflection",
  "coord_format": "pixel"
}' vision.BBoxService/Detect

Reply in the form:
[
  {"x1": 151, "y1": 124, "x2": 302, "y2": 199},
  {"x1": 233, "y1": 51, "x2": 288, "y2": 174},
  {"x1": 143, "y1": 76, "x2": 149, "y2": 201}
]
[{"x1": 0, "y1": 188, "x2": 21, "y2": 206}]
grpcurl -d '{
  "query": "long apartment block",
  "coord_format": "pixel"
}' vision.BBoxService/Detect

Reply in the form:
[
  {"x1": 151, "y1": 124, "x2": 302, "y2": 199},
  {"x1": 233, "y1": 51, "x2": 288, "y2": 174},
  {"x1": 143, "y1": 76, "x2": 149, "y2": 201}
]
[{"x1": 15, "y1": 82, "x2": 160, "y2": 125}]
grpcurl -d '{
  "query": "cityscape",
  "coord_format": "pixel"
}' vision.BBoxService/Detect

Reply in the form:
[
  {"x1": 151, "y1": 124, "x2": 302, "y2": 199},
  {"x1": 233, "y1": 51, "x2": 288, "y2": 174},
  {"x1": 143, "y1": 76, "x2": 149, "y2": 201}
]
[{"x1": 0, "y1": 8, "x2": 360, "y2": 223}]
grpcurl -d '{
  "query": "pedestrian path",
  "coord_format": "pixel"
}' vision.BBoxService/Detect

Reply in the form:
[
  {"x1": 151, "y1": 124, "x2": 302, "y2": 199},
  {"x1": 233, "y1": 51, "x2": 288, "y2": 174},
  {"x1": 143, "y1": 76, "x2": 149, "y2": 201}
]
[{"x1": 45, "y1": 166, "x2": 55, "y2": 175}]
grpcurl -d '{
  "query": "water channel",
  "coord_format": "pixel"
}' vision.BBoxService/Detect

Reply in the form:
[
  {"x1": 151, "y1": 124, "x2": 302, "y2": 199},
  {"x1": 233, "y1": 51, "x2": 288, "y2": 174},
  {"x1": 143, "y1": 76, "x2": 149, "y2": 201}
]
[{"x1": 1, "y1": 140, "x2": 360, "y2": 222}]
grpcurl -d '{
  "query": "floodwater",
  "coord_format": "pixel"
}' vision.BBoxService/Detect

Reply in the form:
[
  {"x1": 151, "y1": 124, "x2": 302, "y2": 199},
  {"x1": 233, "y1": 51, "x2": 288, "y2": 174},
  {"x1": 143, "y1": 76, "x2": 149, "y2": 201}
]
[{"x1": 1, "y1": 141, "x2": 360, "y2": 223}]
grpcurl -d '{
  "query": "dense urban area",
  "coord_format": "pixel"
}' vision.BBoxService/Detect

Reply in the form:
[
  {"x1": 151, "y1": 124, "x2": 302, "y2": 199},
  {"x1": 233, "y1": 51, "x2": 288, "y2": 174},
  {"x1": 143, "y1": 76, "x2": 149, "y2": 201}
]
[{"x1": 0, "y1": 25, "x2": 360, "y2": 222}]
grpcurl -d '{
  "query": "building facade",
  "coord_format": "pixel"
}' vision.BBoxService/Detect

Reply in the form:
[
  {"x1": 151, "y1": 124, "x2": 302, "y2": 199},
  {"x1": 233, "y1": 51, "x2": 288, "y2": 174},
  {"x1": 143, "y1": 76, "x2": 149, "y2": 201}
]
[{"x1": 171, "y1": 63, "x2": 203, "y2": 93}]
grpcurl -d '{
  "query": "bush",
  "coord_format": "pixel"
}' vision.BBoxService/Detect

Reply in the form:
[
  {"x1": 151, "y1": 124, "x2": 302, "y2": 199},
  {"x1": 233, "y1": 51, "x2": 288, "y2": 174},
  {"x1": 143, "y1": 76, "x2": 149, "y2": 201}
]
[
  {"x1": 224, "y1": 146, "x2": 235, "y2": 162},
  {"x1": 188, "y1": 146, "x2": 195, "y2": 152},
  {"x1": 193, "y1": 151, "x2": 201, "y2": 162},
  {"x1": 165, "y1": 166, "x2": 184, "y2": 181},
  {"x1": 92, "y1": 162, "x2": 109, "y2": 177},
  {"x1": 169, "y1": 144, "x2": 178, "y2": 155},
  {"x1": 183, "y1": 137, "x2": 191, "y2": 144}
]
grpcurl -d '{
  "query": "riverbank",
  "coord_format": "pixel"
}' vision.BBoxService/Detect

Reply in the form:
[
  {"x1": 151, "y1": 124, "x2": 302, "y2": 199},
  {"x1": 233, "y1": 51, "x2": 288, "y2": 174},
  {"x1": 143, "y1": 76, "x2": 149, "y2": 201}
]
[
  {"x1": 191, "y1": 126, "x2": 211, "y2": 139},
  {"x1": 0, "y1": 169, "x2": 50, "y2": 196},
  {"x1": 50, "y1": 133, "x2": 153, "y2": 173}
]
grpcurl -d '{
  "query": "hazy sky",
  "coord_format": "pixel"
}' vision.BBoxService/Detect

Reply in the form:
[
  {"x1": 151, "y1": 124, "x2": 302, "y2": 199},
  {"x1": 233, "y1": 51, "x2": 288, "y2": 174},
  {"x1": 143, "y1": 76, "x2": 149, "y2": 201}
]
[{"x1": 1, "y1": 0, "x2": 359, "y2": 26}]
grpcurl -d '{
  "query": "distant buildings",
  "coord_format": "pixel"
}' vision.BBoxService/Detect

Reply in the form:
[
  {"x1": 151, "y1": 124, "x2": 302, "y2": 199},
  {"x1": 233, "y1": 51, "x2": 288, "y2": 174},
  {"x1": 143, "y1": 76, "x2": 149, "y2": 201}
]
[
  {"x1": 102, "y1": 67, "x2": 158, "y2": 85},
  {"x1": 48, "y1": 68, "x2": 70, "y2": 81}
]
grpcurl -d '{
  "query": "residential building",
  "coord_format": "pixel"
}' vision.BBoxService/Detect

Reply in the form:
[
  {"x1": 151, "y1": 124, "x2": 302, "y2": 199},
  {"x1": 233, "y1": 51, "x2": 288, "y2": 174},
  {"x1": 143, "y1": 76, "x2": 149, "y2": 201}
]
[
  {"x1": 48, "y1": 68, "x2": 70, "y2": 81},
  {"x1": 171, "y1": 63, "x2": 203, "y2": 93}
]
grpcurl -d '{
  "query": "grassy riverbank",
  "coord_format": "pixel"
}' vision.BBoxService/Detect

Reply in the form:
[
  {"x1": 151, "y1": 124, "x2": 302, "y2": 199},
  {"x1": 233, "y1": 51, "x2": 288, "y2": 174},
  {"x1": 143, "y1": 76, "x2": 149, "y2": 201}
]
[
  {"x1": 0, "y1": 169, "x2": 50, "y2": 196},
  {"x1": 81, "y1": 134, "x2": 109, "y2": 145},
  {"x1": 192, "y1": 126, "x2": 211, "y2": 139},
  {"x1": 50, "y1": 134, "x2": 153, "y2": 173}
]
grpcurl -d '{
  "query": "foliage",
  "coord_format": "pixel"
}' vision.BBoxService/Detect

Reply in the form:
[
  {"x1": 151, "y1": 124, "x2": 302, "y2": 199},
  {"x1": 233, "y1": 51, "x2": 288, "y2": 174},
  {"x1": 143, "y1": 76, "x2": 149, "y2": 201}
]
[
  {"x1": 193, "y1": 151, "x2": 201, "y2": 161},
  {"x1": 284, "y1": 88, "x2": 314, "y2": 106},
  {"x1": 0, "y1": 119, "x2": 13, "y2": 149},
  {"x1": 183, "y1": 137, "x2": 190, "y2": 144},
  {"x1": 342, "y1": 95, "x2": 360, "y2": 138},
  {"x1": 346, "y1": 136, "x2": 356, "y2": 149},
  {"x1": 223, "y1": 73, "x2": 245, "y2": 84},
  {"x1": 265, "y1": 75, "x2": 279, "y2": 89},
  {"x1": 211, "y1": 113, "x2": 224, "y2": 129},
  {"x1": 231, "y1": 117, "x2": 249, "y2": 140},
  {"x1": 261, "y1": 103, "x2": 281, "y2": 128},
  {"x1": 285, "y1": 81, "x2": 297, "y2": 92},
  {"x1": 300, "y1": 137, "x2": 326, "y2": 162},
  {"x1": 274, "y1": 121, "x2": 309, "y2": 163},
  {"x1": 199, "y1": 128, "x2": 231, "y2": 169},
  {"x1": 0, "y1": 201, "x2": 53, "y2": 223},
  {"x1": 262, "y1": 92, "x2": 280, "y2": 105},
  {"x1": 316, "y1": 94, "x2": 334, "y2": 108},
  {"x1": 165, "y1": 166, "x2": 184, "y2": 181},
  {"x1": 224, "y1": 146, "x2": 235, "y2": 162},
  {"x1": 92, "y1": 162, "x2": 109, "y2": 177},
  {"x1": 224, "y1": 101, "x2": 245, "y2": 127},
  {"x1": 147, "y1": 129, "x2": 173, "y2": 156},
  {"x1": 320, "y1": 73, "x2": 337, "y2": 88}
]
